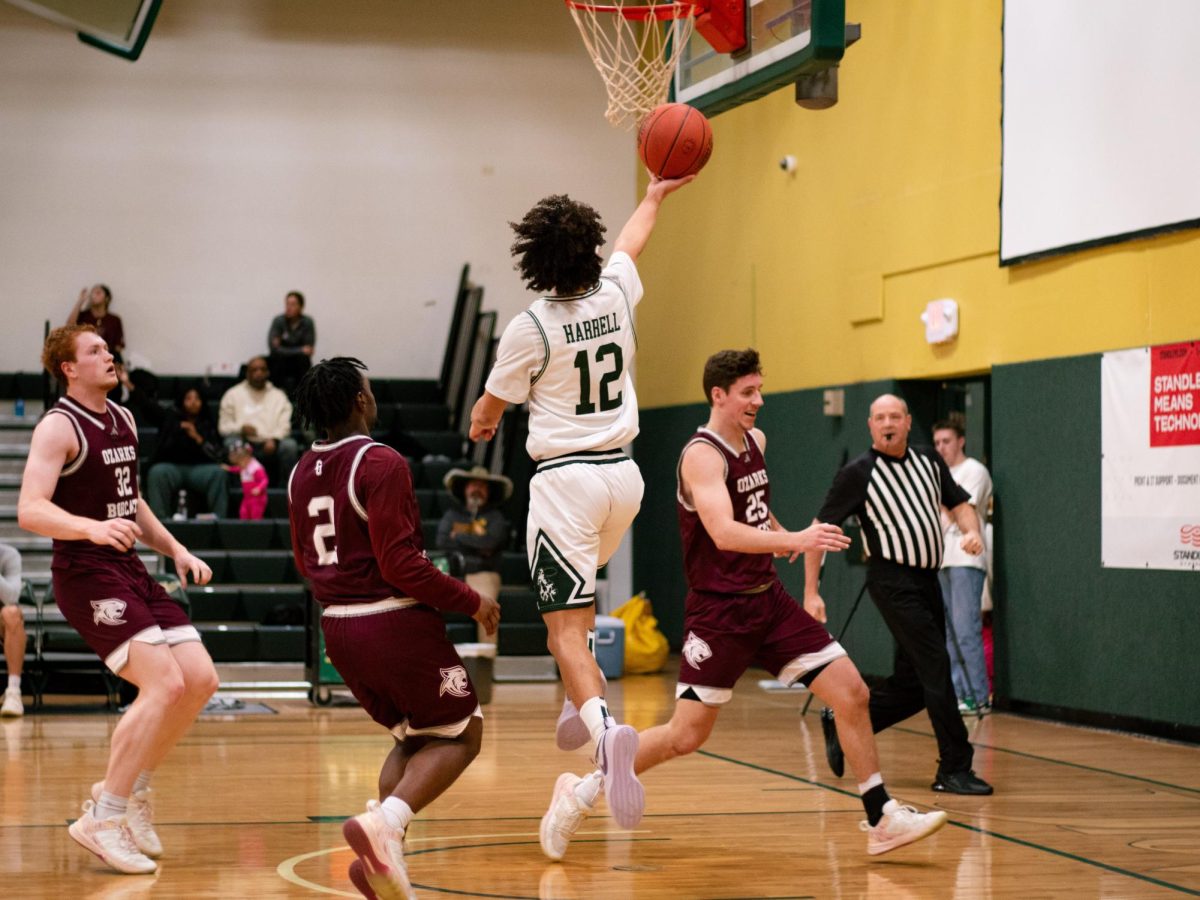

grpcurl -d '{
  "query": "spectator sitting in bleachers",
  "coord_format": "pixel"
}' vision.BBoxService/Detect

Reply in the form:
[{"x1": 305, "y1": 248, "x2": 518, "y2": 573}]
[
  {"x1": 146, "y1": 386, "x2": 230, "y2": 519},
  {"x1": 437, "y1": 465, "x2": 512, "y2": 642},
  {"x1": 267, "y1": 290, "x2": 315, "y2": 396},
  {"x1": 0, "y1": 543, "x2": 26, "y2": 717},
  {"x1": 218, "y1": 356, "x2": 299, "y2": 483},
  {"x1": 66, "y1": 284, "x2": 124, "y2": 362}
]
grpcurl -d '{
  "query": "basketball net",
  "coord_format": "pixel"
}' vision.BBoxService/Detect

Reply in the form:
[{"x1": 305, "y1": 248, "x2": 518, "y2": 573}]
[{"x1": 565, "y1": 1, "x2": 699, "y2": 129}]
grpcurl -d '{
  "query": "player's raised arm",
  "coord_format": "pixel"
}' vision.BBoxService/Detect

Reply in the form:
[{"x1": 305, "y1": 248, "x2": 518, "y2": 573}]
[{"x1": 612, "y1": 174, "x2": 696, "y2": 262}]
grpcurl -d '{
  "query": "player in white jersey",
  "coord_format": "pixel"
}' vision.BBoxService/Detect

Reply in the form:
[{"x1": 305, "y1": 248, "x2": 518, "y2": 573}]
[{"x1": 470, "y1": 176, "x2": 692, "y2": 840}]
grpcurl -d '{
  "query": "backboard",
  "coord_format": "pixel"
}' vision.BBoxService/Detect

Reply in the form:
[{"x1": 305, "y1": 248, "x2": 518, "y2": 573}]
[
  {"x1": 673, "y1": 0, "x2": 847, "y2": 116},
  {"x1": 2, "y1": 0, "x2": 161, "y2": 60}
]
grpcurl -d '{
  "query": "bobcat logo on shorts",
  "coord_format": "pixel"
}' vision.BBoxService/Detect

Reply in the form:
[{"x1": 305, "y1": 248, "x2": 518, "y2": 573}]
[
  {"x1": 536, "y1": 567, "x2": 558, "y2": 605},
  {"x1": 683, "y1": 631, "x2": 712, "y2": 669},
  {"x1": 91, "y1": 598, "x2": 128, "y2": 627},
  {"x1": 439, "y1": 665, "x2": 471, "y2": 698}
]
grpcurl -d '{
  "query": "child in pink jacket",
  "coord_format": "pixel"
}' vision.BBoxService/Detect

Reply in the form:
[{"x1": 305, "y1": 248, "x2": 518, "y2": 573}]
[{"x1": 227, "y1": 443, "x2": 269, "y2": 520}]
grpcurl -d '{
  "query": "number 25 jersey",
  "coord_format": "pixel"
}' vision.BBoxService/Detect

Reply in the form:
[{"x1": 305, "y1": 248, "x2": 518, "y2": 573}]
[{"x1": 485, "y1": 251, "x2": 641, "y2": 460}]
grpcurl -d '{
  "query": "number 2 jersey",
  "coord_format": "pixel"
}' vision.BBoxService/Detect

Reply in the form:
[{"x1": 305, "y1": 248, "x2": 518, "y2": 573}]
[
  {"x1": 46, "y1": 397, "x2": 141, "y2": 560},
  {"x1": 485, "y1": 251, "x2": 641, "y2": 460},
  {"x1": 287, "y1": 435, "x2": 479, "y2": 613},
  {"x1": 677, "y1": 427, "x2": 777, "y2": 594}
]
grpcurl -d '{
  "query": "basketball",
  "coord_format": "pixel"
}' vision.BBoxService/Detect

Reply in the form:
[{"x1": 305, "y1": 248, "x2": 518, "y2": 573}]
[{"x1": 637, "y1": 103, "x2": 713, "y2": 179}]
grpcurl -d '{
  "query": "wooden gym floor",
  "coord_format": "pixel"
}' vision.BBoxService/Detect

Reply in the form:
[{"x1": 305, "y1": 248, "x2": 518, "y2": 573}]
[{"x1": 1, "y1": 669, "x2": 1197, "y2": 899}]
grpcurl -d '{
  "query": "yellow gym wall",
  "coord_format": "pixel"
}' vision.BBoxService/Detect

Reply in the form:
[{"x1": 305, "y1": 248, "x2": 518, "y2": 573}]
[{"x1": 635, "y1": 0, "x2": 1200, "y2": 409}]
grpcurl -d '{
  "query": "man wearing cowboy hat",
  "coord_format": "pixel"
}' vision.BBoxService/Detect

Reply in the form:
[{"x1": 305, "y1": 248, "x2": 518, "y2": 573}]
[{"x1": 437, "y1": 466, "x2": 512, "y2": 641}]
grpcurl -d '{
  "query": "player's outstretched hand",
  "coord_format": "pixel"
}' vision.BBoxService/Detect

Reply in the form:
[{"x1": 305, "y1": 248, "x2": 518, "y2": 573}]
[
  {"x1": 174, "y1": 550, "x2": 213, "y2": 587},
  {"x1": 647, "y1": 173, "x2": 696, "y2": 200},
  {"x1": 804, "y1": 593, "x2": 828, "y2": 624},
  {"x1": 472, "y1": 593, "x2": 500, "y2": 636},
  {"x1": 88, "y1": 518, "x2": 142, "y2": 553},
  {"x1": 785, "y1": 522, "x2": 851, "y2": 562},
  {"x1": 468, "y1": 421, "x2": 496, "y2": 442}
]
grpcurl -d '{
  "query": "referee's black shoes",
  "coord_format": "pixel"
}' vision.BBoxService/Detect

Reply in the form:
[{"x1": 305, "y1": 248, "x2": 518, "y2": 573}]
[
  {"x1": 820, "y1": 707, "x2": 845, "y2": 777},
  {"x1": 932, "y1": 769, "x2": 994, "y2": 795}
]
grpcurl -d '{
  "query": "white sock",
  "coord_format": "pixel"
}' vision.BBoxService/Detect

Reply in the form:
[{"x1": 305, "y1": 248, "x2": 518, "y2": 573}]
[
  {"x1": 95, "y1": 791, "x2": 128, "y2": 821},
  {"x1": 573, "y1": 771, "x2": 602, "y2": 808},
  {"x1": 579, "y1": 696, "x2": 611, "y2": 747},
  {"x1": 7, "y1": 675, "x2": 19, "y2": 691},
  {"x1": 133, "y1": 771, "x2": 153, "y2": 794},
  {"x1": 380, "y1": 797, "x2": 414, "y2": 833},
  {"x1": 882, "y1": 798, "x2": 900, "y2": 816},
  {"x1": 857, "y1": 772, "x2": 884, "y2": 793}
]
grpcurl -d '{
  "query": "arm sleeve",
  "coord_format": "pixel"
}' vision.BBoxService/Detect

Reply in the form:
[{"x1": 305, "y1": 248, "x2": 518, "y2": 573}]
[
  {"x1": 816, "y1": 460, "x2": 869, "y2": 525},
  {"x1": 109, "y1": 315, "x2": 125, "y2": 350},
  {"x1": 301, "y1": 316, "x2": 315, "y2": 347},
  {"x1": 218, "y1": 390, "x2": 238, "y2": 437},
  {"x1": 359, "y1": 452, "x2": 480, "y2": 615},
  {"x1": 935, "y1": 453, "x2": 971, "y2": 508},
  {"x1": 267, "y1": 315, "x2": 284, "y2": 348},
  {"x1": 484, "y1": 312, "x2": 544, "y2": 405},
  {"x1": 600, "y1": 251, "x2": 644, "y2": 309}
]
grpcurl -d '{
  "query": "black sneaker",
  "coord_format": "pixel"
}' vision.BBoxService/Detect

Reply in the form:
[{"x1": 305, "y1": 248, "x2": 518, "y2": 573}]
[
  {"x1": 820, "y1": 707, "x2": 845, "y2": 778},
  {"x1": 931, "y1": 769, "x2": 994, "y2": 795}
]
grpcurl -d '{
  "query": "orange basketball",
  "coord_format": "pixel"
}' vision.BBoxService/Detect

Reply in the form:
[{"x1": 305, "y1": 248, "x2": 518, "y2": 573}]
[{"x1": 637, "y1": 103, "x2": 713, "y2": 179}]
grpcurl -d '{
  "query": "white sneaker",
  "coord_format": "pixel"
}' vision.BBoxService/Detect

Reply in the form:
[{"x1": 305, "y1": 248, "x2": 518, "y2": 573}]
[
  {"x1": 0, "y1": 686, "x2": 22, "y2": 717},
  {"x1": 68, "y1": 801, "x2": 158, "y2": 874},
  {"x1": 860, "y1": 801, "x2": 948, "y2": 855},
  {"x1": 92, "y1": 783, "x2": 162, "y2": 858},
  {"x1": 597, "y1": 725, "x2": 644, "y2": 829},
  {"x1": 342, "y1": 800, "x2": 415, "y2": 900},
  {"x1": 539, "y1": 772, "x2": 598, "y2": 861}
]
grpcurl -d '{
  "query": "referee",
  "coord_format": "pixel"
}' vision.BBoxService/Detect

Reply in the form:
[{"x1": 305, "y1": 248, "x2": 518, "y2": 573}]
[{"x1": 804, "y1": 394, "x2": 994, "y2": 795}]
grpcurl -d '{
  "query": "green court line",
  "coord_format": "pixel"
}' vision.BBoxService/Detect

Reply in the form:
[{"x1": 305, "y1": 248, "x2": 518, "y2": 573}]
[
  {"x1": 892, "y1": 725, "x2": 1200, "y2": 795},
  {"x1": 698, "y1": 749, "x2": 1200, "y2": 897}
]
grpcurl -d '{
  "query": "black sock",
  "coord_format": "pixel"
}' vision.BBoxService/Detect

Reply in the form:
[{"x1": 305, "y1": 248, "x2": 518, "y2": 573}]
[{"x1": 862, "y1": 784, "x2": 890, "y2": 826}]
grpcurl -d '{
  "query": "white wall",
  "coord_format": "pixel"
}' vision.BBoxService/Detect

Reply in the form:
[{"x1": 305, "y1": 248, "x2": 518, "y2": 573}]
[{"x1": 0, "y1": 0, "x2": 635, "y2": 377}]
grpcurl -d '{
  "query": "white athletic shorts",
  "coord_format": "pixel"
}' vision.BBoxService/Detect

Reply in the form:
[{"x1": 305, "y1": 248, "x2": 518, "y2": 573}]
[{"x1": 526, "y1": 452, "x2": 643, "y2": 613}]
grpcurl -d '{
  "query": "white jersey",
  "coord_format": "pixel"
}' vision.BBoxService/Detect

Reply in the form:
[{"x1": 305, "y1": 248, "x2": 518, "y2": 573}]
[{"x1": 486, "y1": 251, "x2": 642, "y2": 460}]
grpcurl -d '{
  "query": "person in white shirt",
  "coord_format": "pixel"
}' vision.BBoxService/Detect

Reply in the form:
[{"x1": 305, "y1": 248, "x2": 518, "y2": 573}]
[
  {"x1": 218, "y1": 356, "x2": 299, "y2": 485},
  {"x1": 470, "y1": 174, "x2": 692, "y2": 844},
  {"x1": 933, "y1": 417, "x2": 993, "y2": 713}
]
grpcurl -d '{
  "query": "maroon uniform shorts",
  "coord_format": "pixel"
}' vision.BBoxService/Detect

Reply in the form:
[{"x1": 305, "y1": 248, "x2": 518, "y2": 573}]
[
  {"x1": 52, "y1": 551, "x2": 199, "y2": 674},
  {"x1": 676, "y1": 580, "x2": 847, "y2": 705},
  {"x1": 321, "y1": 601, "x2": 481, "y2": 739}
]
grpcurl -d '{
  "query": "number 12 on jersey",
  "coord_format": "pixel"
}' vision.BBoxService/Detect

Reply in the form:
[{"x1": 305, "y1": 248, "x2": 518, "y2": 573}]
[{"x1": 573, "y1": 342, "x2": 624, "y2": 415}]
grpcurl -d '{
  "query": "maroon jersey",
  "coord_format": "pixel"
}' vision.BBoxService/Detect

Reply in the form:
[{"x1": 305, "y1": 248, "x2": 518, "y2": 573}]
[
  {"x1": 287, "y1": 435, "x2": 479, "y2": 614},
  {"x1": 677, "y1": 427, "x2": 777, "y2": 594},
  {"x1": 47, "y1": 397, "x2": 140, "y2": 560}
]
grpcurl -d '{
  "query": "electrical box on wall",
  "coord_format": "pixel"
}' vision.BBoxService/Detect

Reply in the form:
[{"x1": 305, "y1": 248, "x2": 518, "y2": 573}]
[{"x1": 921, "y1": 298, "x2": 959, "y2": 344}]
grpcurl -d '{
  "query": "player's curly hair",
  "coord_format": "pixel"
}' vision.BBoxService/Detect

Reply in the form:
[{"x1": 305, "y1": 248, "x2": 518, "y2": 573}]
[
  {"x1": 509, "y1": 194, "x2": 606, "y2": 295},
  {"x1": 294, "y1": 356, "x2": 368, "y2": 433},
  {"x1": 702, "y1": 348, "x2": 762, "y2": 405},
  {"x1": 42, "y1": 324, "x2": 98, "y2": 388}
]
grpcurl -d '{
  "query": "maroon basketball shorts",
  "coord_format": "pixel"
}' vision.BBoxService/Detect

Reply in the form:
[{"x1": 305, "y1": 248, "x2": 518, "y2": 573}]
[
  {"x1": 321, "y1": 600, "x2": 482, "y2": 739},
  {"x1": 52, "y1": 552, "x2": 199, "y2": 674},
  {"x1": 676, "y1": 580, "x2": 847, "y2": 704}
]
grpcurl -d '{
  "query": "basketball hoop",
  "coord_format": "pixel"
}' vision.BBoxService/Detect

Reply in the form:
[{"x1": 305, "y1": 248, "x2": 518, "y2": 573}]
[{"x1": 565, "y1": 1, "x2": 700, "y2": 129}]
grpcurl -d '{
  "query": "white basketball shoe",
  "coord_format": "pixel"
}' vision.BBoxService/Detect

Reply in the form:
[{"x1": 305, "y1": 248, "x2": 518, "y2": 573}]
[
  {"x1": 68, "y1": 801, "x2": 157, "y2": 875},
  {"x1": 539, "y1": 772, "x2": 600, "y2": 861},
  {"x1": 342, "y1": 800, "x2": 415, "y2": 900},
  {"x1": 861, "y1": 801, "x2": 948, "y2": 855},
  {"x1": 92, "y1": 782, "x2": 162, "y2": 858}
]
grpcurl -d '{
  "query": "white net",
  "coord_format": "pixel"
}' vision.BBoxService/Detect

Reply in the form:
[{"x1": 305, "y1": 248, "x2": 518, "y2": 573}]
[{"x1": 566, "y1": 1, "x2": 699, "y2": 129}]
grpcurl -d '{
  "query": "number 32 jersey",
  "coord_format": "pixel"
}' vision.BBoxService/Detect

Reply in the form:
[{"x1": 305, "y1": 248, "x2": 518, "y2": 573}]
[
  {"x1": 287, "y1": 435, "x2": 478, "y2": 614},
  {"x1": 486, "y1": 251, "x2": 642, "y2": 460}
]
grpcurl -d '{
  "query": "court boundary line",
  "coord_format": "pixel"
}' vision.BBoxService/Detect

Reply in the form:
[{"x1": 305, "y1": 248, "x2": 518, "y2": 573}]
[{"x1": 697, "y1": 749, "x2": 1200, "y2": 897}]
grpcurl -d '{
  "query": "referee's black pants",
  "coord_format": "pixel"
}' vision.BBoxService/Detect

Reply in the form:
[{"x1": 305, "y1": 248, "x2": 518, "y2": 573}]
[{"x1": 865, "y1": 560, "x2": 973, "y2": 774}]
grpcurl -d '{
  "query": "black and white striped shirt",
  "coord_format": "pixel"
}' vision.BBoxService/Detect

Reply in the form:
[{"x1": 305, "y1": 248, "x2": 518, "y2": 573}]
[{"x1": 817, "y1": 447, "x2": 970, "y2": 570}]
